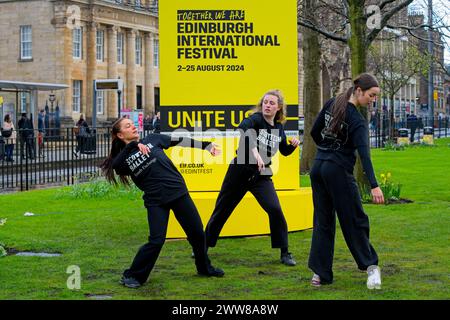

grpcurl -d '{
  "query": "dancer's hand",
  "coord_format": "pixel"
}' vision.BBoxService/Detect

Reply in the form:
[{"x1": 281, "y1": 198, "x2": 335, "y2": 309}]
[
  {"x1": 252, "y1": 148, "x2": 265, "y2": 172},
  {"x1": 288, "y1": 137, "x2": 300, "y2": 148},
  {"x1": 138, "y1": 143, "x2": 150, "y2": 155},
  {"x1": 371, "y1": 187, "x2": 385, "y2": 204},
  {"x1": 209, "y1": 143, "x2": 221, "y2": 157}
]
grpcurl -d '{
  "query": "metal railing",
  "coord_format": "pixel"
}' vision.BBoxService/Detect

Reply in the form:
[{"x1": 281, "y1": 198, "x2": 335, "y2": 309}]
[
  {"x1": 0, "y1": 127, "x2": 111, "y2": 192},
  {"x1": 369, "y1": 115, "x2": 450, "y2": 148},
  {"x1": 1, "y1": 116, "x2": 449, "y2": 192}
]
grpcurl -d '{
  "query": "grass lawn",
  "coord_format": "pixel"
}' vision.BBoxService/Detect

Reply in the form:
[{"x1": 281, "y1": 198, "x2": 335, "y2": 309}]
[{"x1": 0, "y1": 138, "x2": 449, "y2": 300}]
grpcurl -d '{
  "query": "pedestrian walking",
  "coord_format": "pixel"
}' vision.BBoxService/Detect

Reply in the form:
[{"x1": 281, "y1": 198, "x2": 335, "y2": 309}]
[
  {"x1": 37, "y1": 109, "x2": 46, "y2": 157},
  {"x1": 73, "y1": 114, "x2": 90, "y2": 157},
  {"x1": 17, "y1": 113, "x2": 35, "y2": 160}
]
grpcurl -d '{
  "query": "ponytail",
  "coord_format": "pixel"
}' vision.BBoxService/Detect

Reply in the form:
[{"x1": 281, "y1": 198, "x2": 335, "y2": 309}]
[
  {"x1": 329, "y1": 73, "x2": 379, "y2": 135},
  {"x1": 99, "y1": 117, "x2": 131, "y2": 186},
  {"x1": 329, "y1": 87, "x2": 354, "y2": 135}
]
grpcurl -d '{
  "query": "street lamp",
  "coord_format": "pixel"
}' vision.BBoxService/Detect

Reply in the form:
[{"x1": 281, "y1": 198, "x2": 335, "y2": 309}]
[
  {"x1": 48, "y1": 92, "x2": 56, "y2": 135},
  {"x1": 49, "y1": 92, "x2": 56, "y2": 113}
]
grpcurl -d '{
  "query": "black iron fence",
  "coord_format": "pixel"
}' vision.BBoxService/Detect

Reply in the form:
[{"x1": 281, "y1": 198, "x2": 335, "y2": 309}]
[
  {"x1": 1, "y1": 116, "x2": 449, "y2": 192},
  {"x1": 0, "y1": 127, "x2": 112, "y2": 192},
  {"x1": 369, "y1": 115, "x2": 450, "y2": 148}
]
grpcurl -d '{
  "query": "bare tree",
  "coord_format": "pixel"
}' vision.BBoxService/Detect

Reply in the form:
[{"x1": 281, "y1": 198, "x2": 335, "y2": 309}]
[
  {"x1": 368, "y1": 39, "x2": 431, "y2": 138},
  {"x1": 299, "y1": 0, "x2": 420, "y2": 188}
]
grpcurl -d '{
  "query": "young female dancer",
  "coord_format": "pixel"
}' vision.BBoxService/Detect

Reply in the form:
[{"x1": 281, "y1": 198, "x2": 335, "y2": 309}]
[
  {"x1": 204, "y1": 90, "x2": 300, "y2": 266},
  {"x1": 308, "y1": 73, "x2": 384, "y2": 289},
  {"x1": 101, "y1": 118, "x2": 224, "y2": 288}
]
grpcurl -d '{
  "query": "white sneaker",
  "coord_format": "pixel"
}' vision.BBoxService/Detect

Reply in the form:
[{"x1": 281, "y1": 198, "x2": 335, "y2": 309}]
[
  {"x1": 311, "y1": 273, "x2": 321, "y2": 287},
  {"x1": 367, "y1": 265, "x2": 381, "y2": 290}
]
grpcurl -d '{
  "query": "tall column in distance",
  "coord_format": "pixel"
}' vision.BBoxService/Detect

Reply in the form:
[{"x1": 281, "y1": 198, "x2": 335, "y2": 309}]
[
  {"x1": 86, "y1": 21, "x2": 98, "y2": 122},
  {"x1": 126, "y1": 29, "x2": 137, "y2": 110},
  {"x1": 107, "y1": 25, "x2": 119, "y2": 120},
  {"x1": 144, "y1": 32, "x2": 155, "y2": 115}
]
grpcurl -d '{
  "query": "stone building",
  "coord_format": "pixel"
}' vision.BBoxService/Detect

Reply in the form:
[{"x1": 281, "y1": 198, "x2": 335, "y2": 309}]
[
  {"x1": 0, "y1": 0, "x2": 159, "y2": 127},
  {"x1": 409, "y1": 13, "x2": 446, "y2": 118}
]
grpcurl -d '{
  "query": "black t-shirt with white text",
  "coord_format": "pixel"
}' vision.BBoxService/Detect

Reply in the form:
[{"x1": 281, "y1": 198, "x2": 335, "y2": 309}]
[
  {"x1": 112, "y1": 134, "x2": 211, "y2": 206},
  {"x1": 310, "y1": 98, "x2": 378, "y2": 188},
  {"x1": 235, "y1": 112, "x2": 295, "y2": 176}
]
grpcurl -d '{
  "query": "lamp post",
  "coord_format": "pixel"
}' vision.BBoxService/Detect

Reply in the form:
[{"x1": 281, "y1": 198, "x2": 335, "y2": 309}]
[{"x1": 49, "y1": 92, "x2": 56, "y2": 136}]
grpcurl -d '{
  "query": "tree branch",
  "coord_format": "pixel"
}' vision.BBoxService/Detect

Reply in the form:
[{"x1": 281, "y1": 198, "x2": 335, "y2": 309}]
[
  {"x1": 297, "y1": 20, "x2": 349, "y2": 43},
  {"x1": 366, "y1": 0, "x2": 415, "y2": 45}
]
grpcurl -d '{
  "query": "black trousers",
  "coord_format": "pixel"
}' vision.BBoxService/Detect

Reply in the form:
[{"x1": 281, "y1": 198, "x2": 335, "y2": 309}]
[
  {"x1": 20, "y1": 136, "x2": 35, "y2": 159},
  {"x1": 123, "y1": 193, "x2": 211, "y2": 284},
  {"x1": 205, "y1": 163, "x2": 288, "y2": 249},
  {"x1": 308, "y1": 159, "x2": 378, "y2": 284}
]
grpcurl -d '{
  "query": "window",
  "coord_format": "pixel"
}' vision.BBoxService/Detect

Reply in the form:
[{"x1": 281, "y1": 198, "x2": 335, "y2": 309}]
[
  {"x1": 20, "y1": 92, "x2": 28, "y2": 113},
  {"x1": 73, "y1": 27, "x2": 82, "y2": 59},
  {"x1": 153, "y1": 38, "x2": 159, "y2": 67},
  {"x1": 136, "y1": 85, "x2": 142, "y2": 109},
  {"x1": 72, "y1": 80, "x2": 82, "y2": 112},
  {"x1": 96, "y1": 90, "x2": 104, "y2": 115},
  {"x1": 96, "y1": 30, "x2": 104, "y2": 61},
  {"x1": 135, "y1": 36, "x2": 142, "y2": 65},
  {"x1": 117, "y1": 32, "x2": 124, "y2": 64},
  {"x1": 20, "y1": 25, "x2": 32, "y2": 59}
]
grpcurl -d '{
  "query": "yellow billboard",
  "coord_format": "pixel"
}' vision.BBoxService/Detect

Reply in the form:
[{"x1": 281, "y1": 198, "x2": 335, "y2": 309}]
[
  {"x1": 159, "y1": 0, "x2": 312, "y2": 237},
  {"x1": 159, "y1": 0, "x2": 299, "y2": 109}
]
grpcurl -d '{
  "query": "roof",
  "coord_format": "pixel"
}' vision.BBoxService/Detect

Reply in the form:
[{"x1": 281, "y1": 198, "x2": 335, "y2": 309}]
[{"x1": 0, "y1": 80, "x2": 69, "y2": 91}]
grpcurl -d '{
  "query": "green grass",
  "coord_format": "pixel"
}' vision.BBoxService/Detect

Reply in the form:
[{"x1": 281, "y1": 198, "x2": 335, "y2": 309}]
[{"x1": 0, "y1": 139, "x2": 449, "y2": 300}]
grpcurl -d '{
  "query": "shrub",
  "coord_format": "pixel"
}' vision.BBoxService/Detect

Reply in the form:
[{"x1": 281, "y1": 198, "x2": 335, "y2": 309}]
[
  {"x1": 55, "y1": 176, "x2": 142, "y2": 200},
  {"x1": 359, "y1": 172, "x2": 402, "y2": 204},
  {"x1": 382, "y1": 140, "x2": 405, "y2": 151}
]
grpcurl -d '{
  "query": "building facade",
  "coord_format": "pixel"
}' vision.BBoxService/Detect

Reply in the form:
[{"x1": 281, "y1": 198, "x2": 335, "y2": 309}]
[
  {"x1": 409, "y1": 13, "x2": 446, "y2": 118},
  {"x1": 0, "y1": 0, "x2": 159, "y2": 127}
]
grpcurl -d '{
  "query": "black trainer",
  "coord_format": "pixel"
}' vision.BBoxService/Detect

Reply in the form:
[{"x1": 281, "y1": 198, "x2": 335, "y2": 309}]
[
  {"x1": 198, "y1": 265, "x2": 225, "y2": 277},
  {"x1": 280, "y1": 252, "x2": 297, "y2": 266},
  {"x1": 119, "y1": 276, "x2": 141, "y2": 288}
]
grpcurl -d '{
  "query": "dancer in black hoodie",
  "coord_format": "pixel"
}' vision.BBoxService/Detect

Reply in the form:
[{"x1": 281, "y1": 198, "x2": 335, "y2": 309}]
[
  {"x1": 205, "y1": 90, "x2": 300, "y2": 266},
  {"x1": 308, "y1": 73, "x2": 384, "y2": 289},
  {"x1": 101, "y1": 118, "x2": 224, "y2": 288}
]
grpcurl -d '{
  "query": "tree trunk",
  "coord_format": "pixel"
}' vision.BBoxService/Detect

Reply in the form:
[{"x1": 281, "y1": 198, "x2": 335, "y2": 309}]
[
  {"x1": 348, "y1": 0, "x2": 370, "y2": 190},
  {"x1": 300, "y1": 0, "x2": 322, "y2": 174}
]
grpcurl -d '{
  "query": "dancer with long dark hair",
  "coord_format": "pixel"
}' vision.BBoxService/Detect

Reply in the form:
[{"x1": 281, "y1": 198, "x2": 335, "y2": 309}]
[
  {"x1": 308, "y1": 73, "x2": 384, "y2": 289},
  {"x1": 101, "y1": 118, "x2": 224, "y2": 288}
]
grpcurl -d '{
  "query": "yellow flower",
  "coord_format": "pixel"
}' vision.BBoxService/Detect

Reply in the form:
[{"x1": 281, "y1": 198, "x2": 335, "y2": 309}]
[{"x1": 387, "y1": 172, "x2": 391, "y2": 179}]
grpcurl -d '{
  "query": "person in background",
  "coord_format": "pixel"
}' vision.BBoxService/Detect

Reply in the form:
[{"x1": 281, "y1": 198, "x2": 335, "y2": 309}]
[
  {"x1": 73, "y1": 114, "x2": 90, "y2": 157},
  {"x1": 152, "y1": 111, "x2": 161, "y2": 133},
  {"x1": 37, "y1": 109, "x2": 46, "y2": 157},
  {"x1": 17, "y1": 113, "x2": 35, "y2": 160},
  {"x1": 406, "y1": 112, "x2": 418, "y2": 143},
  {"x1": 1, "y1": 114, "x2": 16, "y2": 162}
]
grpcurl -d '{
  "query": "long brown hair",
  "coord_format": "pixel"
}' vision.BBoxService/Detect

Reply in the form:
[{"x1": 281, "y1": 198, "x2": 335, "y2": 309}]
[
  {"x1": 100, "y1": 117, "x2": 131, "y2": 186},
  {"x1": 329, "y1": 73, "x2": 379, "y2": 134},
  {"x1": 252, "y1": 89, "x2": 287, "y2": 124}
]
